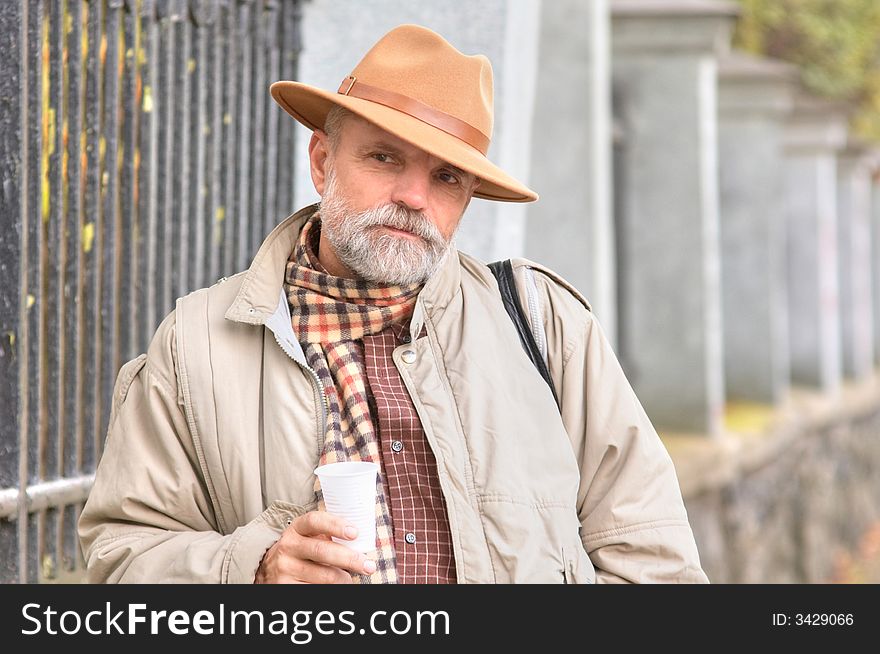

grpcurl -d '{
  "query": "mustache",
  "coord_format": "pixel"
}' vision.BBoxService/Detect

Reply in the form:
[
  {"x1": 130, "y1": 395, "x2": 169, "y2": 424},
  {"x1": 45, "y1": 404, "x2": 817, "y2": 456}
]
[{"x1": 355, "y1": 203, "x2": 443, "y2": 243}]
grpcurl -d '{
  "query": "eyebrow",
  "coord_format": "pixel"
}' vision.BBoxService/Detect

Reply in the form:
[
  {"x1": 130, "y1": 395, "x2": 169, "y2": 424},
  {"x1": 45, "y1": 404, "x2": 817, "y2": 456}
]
[
  {"x1": 357, "y1": 140, "x2": 405, "y2": 157},
  {"x1": 358, "y1": 141, "x2": 472, "y2": 178}
]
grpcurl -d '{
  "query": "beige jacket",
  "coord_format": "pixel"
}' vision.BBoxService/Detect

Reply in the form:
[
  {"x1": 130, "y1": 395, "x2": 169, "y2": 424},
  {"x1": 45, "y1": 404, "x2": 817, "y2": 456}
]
[{"x1": 78, "y1": 205, "x2": 708, "y2": 584}]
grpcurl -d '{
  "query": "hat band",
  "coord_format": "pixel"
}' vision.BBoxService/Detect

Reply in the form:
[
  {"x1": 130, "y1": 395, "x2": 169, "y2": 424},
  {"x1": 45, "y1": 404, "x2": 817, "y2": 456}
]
[{"x1": 337, "y1": 76, "x2": 490, "y2": 155}]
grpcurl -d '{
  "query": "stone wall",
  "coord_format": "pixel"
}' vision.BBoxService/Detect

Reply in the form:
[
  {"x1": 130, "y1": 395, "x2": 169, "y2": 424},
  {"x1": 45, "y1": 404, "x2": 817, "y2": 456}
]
[{"x1": 673, "y1": 379, "x2": 880, "y2": 583}]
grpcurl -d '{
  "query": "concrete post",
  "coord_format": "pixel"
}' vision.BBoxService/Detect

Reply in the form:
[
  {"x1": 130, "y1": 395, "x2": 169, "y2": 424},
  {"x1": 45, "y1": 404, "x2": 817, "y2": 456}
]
[
  {"x1": 525, "y1": 0, "x2": 615, "y2": 339},
  {"x1": 717, "y1": 52, "x2": 797, "y2": 403},
  {"x1": 782, "y1": 93, "x2": 848, "y2": 394},
  {"x1": 836, "y1": 142, "x2": 875, "y2": 379},
  {"x1": 292, "y1": 0, "x2": 542, "y2": 262},
  {"x1": 611, "y1": 0, "x2": 738, "y2": 435}
]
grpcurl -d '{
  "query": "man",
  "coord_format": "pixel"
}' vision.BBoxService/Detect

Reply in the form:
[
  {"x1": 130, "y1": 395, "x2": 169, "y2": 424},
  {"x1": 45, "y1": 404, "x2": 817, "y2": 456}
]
[{"x1": 79, "y1": 24, "x2": 708, "y2": 584}]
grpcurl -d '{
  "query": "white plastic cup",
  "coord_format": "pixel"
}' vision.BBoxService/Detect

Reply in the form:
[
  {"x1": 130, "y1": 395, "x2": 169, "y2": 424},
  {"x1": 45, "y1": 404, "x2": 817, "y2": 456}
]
[{"x1": 314, "y1": 461, "x2": 379, "y2": 552}]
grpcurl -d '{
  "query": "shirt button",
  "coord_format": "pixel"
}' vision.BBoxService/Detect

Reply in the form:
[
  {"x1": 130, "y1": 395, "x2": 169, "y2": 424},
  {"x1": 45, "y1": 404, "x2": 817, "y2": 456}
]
[
  {"x1": 391, "y1": 440, "x2": 404, "y2": 453},
  {"x1": 405, "y1": 532, "x2": 416, "y2": 544},
  {"x1": 401, "y1": 349, "x2": 416, "y2": 364},
  {"x1": 400, "y1": 334, "x2": 412, "y2": 344}
]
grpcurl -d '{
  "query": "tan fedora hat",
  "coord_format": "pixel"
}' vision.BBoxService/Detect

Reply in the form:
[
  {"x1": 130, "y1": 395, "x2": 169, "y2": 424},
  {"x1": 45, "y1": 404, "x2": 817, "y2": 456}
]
[{"x1": 270, "y1": 24, "x2": 538, "y2": 203}]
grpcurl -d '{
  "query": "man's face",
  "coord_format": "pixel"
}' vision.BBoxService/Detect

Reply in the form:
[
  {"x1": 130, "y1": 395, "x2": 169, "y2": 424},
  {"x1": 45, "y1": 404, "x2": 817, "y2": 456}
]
[{"x1": 309, "y1": 114, "x2": 479, "y2": 285}]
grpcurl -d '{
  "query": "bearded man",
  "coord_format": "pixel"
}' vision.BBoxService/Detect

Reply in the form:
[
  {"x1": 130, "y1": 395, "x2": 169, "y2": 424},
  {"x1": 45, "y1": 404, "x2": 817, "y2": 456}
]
[{"x1": 79, "y1": 24, "x2": 708, "y2": 584}]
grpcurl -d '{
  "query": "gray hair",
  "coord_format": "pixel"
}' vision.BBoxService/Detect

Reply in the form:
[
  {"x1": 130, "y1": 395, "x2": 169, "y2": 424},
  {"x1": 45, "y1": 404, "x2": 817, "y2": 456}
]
[{"x1": 323, "y1": 105, "x2": 352, "y2": 152}]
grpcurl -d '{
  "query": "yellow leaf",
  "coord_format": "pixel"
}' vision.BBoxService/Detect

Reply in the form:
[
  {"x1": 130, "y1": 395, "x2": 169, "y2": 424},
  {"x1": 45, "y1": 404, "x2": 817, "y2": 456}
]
[
  {"x1": 47, "y1": 108, "x2": 56, "y2": 157},
  {"x1": 143, "y1": 85, "x2": 153, "y2": 113},
  {"x1": 26, "y1": 294, "x2": 35, "y2": 309},
  {"x1": 41, "y1": 174, "x2": 50, "y2": 222},
  {"x1": 82, "y1": 222, "x2": 95, "y2": 253},
  {"x1": 214, "y1": 207, "x2": 225, "y2": 246}
]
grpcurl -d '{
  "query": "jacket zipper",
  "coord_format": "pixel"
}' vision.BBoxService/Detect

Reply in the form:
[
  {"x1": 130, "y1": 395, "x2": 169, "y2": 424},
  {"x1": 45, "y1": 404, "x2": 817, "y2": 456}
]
[{"x1": 302, "y1": 362, "x2": 330, "y2": 445}]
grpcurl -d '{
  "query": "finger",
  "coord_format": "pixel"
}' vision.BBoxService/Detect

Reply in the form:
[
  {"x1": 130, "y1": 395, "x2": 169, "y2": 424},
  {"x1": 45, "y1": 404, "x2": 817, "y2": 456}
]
[
  {"x1": 289, "y1": 536, "x2": 378, "y2": 575},
  {"x1": 293, "y1": 511, "x2": 359, "y2": 542},
  {"x1": 288, "y1": 512, "x2": 377, "y2": 575}
]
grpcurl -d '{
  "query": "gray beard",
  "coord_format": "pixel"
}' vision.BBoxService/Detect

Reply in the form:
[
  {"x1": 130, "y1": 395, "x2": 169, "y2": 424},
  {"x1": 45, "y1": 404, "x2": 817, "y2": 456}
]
[{"x1": 318, "y1": 172, "x2": 457, "y2": 286}]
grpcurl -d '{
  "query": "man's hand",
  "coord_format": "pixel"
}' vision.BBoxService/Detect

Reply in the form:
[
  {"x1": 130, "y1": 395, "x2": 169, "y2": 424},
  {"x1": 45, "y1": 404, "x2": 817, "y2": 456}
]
[{"x1": 254, "y1": 510, "x2": 377, "y2": 583}]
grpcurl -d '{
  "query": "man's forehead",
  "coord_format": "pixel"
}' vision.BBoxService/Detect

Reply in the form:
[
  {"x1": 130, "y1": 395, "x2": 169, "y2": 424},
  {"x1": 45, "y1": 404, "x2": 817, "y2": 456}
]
[{"x1": 339, "y1": 112, "x2": 405, "y2": 143}]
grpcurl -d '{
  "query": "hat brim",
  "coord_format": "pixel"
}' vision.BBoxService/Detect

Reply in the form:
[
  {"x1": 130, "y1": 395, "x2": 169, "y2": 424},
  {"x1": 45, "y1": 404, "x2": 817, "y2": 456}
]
[{"x1": 270, "y1": 81, "x2": 538, "y2": 203}]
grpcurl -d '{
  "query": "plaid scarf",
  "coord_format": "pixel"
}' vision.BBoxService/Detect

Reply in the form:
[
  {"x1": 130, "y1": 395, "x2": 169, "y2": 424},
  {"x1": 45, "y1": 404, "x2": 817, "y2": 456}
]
[{"x1": 284, "y1": 213, "x2": 421, "y2": 584}]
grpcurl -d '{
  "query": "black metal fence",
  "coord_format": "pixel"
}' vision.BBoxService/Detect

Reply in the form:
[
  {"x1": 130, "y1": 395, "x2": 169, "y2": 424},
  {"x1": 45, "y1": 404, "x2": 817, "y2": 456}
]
[{"x1": 0, "y1": 0, "x2": 303, "y2": 584}]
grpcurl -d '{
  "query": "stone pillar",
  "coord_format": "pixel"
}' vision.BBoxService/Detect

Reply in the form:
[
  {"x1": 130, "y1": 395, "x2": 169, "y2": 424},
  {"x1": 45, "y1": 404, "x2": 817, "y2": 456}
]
[
  {"x1": 293, "y1": 0, "x2": 542, "y2": 262},
  {"x1": 525, "y1": 0, "x2": 616, "y2": 339},
  {"x1": 611, "y1": 0, "x2": 738, "y2": 435},
  {"x1": 836, "y1": 143, "x2": 875, "y2": 379},
  {"x1": 782, "y1": 94, "x2": 848, "y2": 394},
  {"x1": 717, "y1": 52, "x2": 796, "y2": 403}
]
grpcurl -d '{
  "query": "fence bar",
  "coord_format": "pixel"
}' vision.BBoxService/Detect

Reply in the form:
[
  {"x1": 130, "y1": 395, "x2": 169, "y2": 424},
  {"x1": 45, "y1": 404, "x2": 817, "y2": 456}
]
[
  {"x1": 27, "y1": 476, "x2": 95, "y2": 514},
  {"x1": 62, "y1": 0, "x2": 85, "y2": 574},
  {"x1": 249, "y1": 1, "x2": 266, "y2": 256},
  {"x1": 118, "y1": 1, "x2": 139, "y2": 365},
  {"x1": 22, "y1": 0, "x2": 46, "y2": 586},
  {"x1": 205, "y1": 2, "x2": 222, "y2": 284},
  {"x1": 262, "y1": 1, "x2": 281, "y2": 236},
  {"x1": 138, "y1": 0, "x2": 159, "y2": 340},
  {"x1": 268, "y1": 0, "x2": 281, "y2": 232},
  {"x1": 236, "y1": 1, "x2": 253, "y2": 271},
  {"x1": 171, "y1": 12, "x2": 190, "y2": 299},
  {"x1": 0, "y1": 0, "x2": 25, "y2": 584},
  {"x1": 276, "y1": 0, "x2": 301, "y2": 220},
  {"x1": 188, "y1": 10, "x2": 207, "y2": 292},
  {"x1": 0, "y1": 488, "x2": 19, "y2": 521},
  {"x1": 42, "y1": 0, "x2": 67, "y2": 581},
  {"x1": 82, "y1": 0, "x2": 102, "y2": 477},
  {"x1": 0, "y1": 476, "x2": 95, "y2": 520},
  {"x1": 156, "y1": 3, "x2": 175, "y2": 325},
  {"x1": 98, "y1": 1, "x2": 122, "y2": 457},
  {"x1": 221, "y1": 3, "x2": 239, "y2": 277}
]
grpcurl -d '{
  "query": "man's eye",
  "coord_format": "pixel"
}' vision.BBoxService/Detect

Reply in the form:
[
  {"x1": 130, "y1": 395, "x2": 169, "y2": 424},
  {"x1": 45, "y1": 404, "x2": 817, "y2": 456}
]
[
  {"x1": 438, "y1": 171, "x2": 461, "y2": 185},
  {"x1": 372, "y1": 153, "x2": 391, "y2": 163}
]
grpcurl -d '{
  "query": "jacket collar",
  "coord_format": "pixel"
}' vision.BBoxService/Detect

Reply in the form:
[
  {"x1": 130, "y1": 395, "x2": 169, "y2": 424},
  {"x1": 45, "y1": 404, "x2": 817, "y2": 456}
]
[{"x1": 225, "y1": 204, "x2": 462, "y2": 341}]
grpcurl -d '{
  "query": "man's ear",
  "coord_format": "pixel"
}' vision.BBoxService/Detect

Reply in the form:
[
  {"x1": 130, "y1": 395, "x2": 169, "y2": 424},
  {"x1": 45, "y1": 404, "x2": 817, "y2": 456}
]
[{"x1": 309, "y1": 130, "x2": 330, "y2": 195}]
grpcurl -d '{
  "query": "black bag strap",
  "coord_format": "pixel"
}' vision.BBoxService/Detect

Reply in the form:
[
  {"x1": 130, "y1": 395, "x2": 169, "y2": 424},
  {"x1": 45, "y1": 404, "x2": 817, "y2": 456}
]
[{"x1": 488, "y1": 259, "x2": 560, "y2": 409}]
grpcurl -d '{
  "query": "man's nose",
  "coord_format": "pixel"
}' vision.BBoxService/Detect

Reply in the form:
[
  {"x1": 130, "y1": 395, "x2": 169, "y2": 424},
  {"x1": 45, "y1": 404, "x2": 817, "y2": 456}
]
[{"x1": 390, "y1": 166, "x2": 429, "y2": 212}]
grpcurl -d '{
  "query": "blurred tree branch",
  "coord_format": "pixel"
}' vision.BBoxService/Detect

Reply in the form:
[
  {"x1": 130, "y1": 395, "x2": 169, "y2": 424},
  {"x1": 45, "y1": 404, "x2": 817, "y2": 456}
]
[{"x1": 735, "y1": 0, "x2": 880, "y2": 142}]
